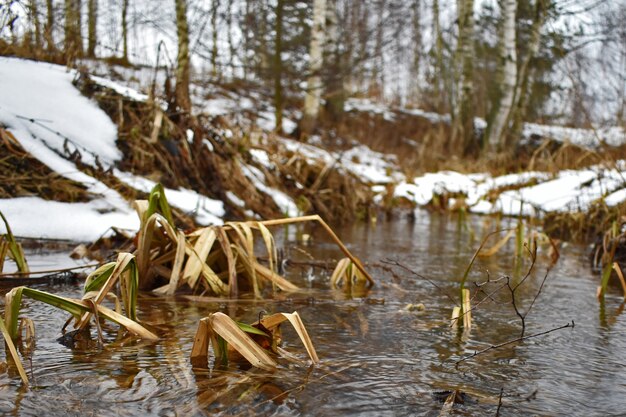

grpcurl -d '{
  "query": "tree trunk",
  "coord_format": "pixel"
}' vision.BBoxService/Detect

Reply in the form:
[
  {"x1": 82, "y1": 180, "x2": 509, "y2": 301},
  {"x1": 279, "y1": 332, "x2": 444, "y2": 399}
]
[
  {"x1": 121, "y1": 0, "x2": 129, "y2": 62},
  {"x1": 371, "y1": 0, "x2": 385, "y2": 98},
  {"x1": 45, "y1": 0, "x2": 55, "y2": 51},
  {"x1": 301, "y1": 0, "x2": 327, "y2": 134},
  {"x1": 486, "y1": 0, "x2": 517, "y2": 152},
  {"x1": 87, "y1": 0, "x2": 97, "y2": 57},
  {"x1": 452, "y1": 0, "x2": 476, "y2": 155},
  {"x1": 64, "y1": 0, "x2": 82, "y2": 57},
  {"x1": 432, "y1": 0, "x2": 444, "y2": 111},
  {"x1": 324, "y1": 0, "x2": 344, "y2": 120},
  {"x1": 273, "y1": 0, "x2": 284, "y2": 134},
  {"x1": 175, "y1": 0, "x2": 191, "y2": 113},
  {"x1": 29, "y1": 0, "x2": 43, "y2": 50},
  {"x1": 227, "y1": 0, "x2": 235, "y2": 73},
  {"x1": 509, "y1": 0, "x2": 548, "y2": 142},
  {"x1": 211, "y1": 0, "x2": 220, "y2": 78},
  {"x1": 411, "y1": 0, "x2": 421, "y2": 101}
]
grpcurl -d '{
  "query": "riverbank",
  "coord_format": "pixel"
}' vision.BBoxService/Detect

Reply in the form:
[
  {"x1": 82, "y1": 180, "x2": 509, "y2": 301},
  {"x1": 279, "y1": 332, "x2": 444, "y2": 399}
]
[{"x1": 1, "y1": 56, "x2": 625, "y2": 243}]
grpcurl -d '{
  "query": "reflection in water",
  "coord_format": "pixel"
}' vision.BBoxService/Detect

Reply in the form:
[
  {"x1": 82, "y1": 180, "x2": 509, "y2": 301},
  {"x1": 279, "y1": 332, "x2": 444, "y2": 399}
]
[{"x1": 0, "y1": 212, "x2": 625, "y2": 415}]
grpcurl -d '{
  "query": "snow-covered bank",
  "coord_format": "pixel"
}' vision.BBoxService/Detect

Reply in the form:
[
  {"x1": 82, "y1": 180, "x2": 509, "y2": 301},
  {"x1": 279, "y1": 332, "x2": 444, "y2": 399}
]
[
  {"x1": 393, "y1": 163, "x2": 626, "y2": 217},
  {"x1": 345, "y1": 98, "x2": 626, "y2": 149},
  {"x1": 1, "y1": 57, "x2": 625, "y2": 243}
]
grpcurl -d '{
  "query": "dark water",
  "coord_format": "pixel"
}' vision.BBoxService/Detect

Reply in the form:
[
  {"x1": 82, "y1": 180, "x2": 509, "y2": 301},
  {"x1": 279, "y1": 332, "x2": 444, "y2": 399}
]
[{"x1": 1, "y1": 211, "x2": 625, "y2": 416}]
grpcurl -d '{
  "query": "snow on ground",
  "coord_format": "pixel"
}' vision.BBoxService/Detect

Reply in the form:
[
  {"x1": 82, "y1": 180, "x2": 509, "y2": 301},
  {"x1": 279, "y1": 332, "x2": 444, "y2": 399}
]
[
  {"x1": 345, "y1": 98, "x2": 626, "y2": 148},
  {"x1": 522, "y1": 123, "x2": 626, "y2": 148},
  {"x1": 0, "y1": 197, "x2": 139, "y2": 242},
  {"x1": 279, "y1": 138, "x2": 405, "y2": 185},
  {"x1": 239, "y1": 162, "x2": 299, "y2": 217},
  {"x1": 0, "y1": 58, "x2": 121, "y2": 166},
  {"x1": 394, "y1": 164, "x2": 626, "y2": 217},
  {"x1": 114, "y1": 170, "x2": 225, "y2": 226}
]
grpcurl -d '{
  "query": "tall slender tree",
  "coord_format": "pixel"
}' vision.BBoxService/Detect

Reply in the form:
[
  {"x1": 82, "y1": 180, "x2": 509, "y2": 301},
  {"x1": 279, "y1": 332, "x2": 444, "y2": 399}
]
[
  {"x1": 210, "y1": 0, "x2": 220, "y2": 78},
  {"x1": 486, "y1": 0, "x2": 517, "y2": 152},
  {"x1": 175, "y1": 0, "x2": 191, "y2": 113},
  {"x1": 121, "y1": 0, "x2": 129, "y2": 62},
  {"x1": 87, "y1": 0, "x2": 97, "y2": 57},
  {"x1": 28, "y1": 0, "x2": 43, "y2": 50},
  {"x1": 45, "y1": 0, "x2": 55, "y2": 51},
  {"x1": 64, "y1": 0, "x2": 82, "y2": 56},
  {"x1": 301, "y1": 0, "x2": 327, "y2": 134},
  {"x1": 273, "y1": 0, "x2": 284, "y2": 134},
  {"x1": 452, "y1": 0, "x2": 476, "y2": 154},
  {"x1": 509, "y1": 0, "x2": 549, "y2": 142}
]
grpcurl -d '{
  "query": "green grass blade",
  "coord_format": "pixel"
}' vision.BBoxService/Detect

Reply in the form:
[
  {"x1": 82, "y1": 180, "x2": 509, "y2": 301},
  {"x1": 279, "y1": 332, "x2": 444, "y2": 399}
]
[
  {"x1": 84, "y1": 262, "x2": 116, "y2": 293},
  {"x1": 5, "y1": 286, "x2": 24, "y2": 340},
  {"x1": 237, "y1": 321, "x2": 270, "y2": 337},
  {"x1": 146, "y1": 183, "x2": 175, "y2": 228},
  {"x1": 0, "y1": 210, "x2": 29, "y2": 273}
]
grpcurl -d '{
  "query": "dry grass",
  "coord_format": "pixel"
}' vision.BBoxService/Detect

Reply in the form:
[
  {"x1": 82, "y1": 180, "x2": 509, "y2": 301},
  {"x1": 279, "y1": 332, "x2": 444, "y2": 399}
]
[{"x1": 0, "y1": 128, "x2": 90, "y2": 201}]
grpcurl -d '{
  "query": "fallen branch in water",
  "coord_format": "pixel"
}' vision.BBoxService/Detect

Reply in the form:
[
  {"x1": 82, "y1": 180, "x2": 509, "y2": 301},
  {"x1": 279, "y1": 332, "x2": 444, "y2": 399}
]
[
  {"x1": 0, "y1": 263, "x2": 100, "y2": 278},
  {"x1": 455, "y1": 320, "x2": 574, "y2": 365}
]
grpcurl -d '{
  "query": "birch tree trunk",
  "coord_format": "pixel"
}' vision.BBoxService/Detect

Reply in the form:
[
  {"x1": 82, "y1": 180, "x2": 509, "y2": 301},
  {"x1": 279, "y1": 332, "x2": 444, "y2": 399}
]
[
  {"x1": 452, "y1": 0, "x2": 476, "y2": 155},
  {"x1": 371, "y1": 0, "x2": 385, "y2": 97},
  {"x1": 121, "y1": 0, "x2": 129, "y2": 62},
  {"x1": 301, "y1": 0, "x2": 327, "y2": 134},
  {"x1": 175, "y1": 0, "x2": 191, "y2": 113},
  {"x1": 87, "y1": 0, "x2": 97, "y2": 57},
  {"x1": 411, "y1": 0, "x2": 421, "y2": 100},
  {"x1": 324, "y1": 0, "x2": 344, "y2": 120},
  {"x1": 273, "y1": 0, "x2": 284, "y2": 134},
  {"x1": 486, "y1": 0, "x2": 517, "y2": 152},
  {"x1": 509, "y1": 0, "x2": 548, "y2": 143},
  {"x1": 432, "y1": 0, "x2": 444, "y2": 111}
]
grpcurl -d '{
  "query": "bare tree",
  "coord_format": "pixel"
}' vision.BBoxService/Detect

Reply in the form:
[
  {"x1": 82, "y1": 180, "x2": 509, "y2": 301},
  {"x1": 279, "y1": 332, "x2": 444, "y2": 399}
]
[
  {"x1": 44, "y1": 0, "x2": 55, "y2": 51},
  {"x1": 273, "y1": 0, "x2": 284, "y2": 134},
  {"x1": 452, "y1": 0, "x2": 476, "y2": 154},
  {"x1": 175, "y1": 0, "x2": 191, "y2": 113},
  {"x1": 301, "y1": 0, "x2": 327, "y2": 135},
  {"x1": 486, "y1": 0, "x2": 517, "y2": 152},
  {"x1": 64, "y1": 0, "x2": 82, "y2": 56},
  {"x1": 121, "y1": 0, "x2": 129, "y2": 62},
  {"x1": 87, "y1": 0, "x2": 97, "y2": 57}
]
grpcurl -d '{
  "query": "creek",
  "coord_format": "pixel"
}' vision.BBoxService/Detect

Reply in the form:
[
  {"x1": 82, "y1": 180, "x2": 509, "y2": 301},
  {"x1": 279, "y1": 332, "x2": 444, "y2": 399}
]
[{"x1": 0, "y1": 210, "x2": 624, "y2": 416}]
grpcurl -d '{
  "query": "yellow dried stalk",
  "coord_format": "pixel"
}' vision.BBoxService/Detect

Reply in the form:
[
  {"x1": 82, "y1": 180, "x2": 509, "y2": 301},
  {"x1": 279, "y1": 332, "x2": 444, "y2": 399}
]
[
  {"x1": 611, "y1": 262, "x2": 626, "y2": 301},
  {"x1": 330, "y1": 258, "x2": 369, "y2": 289},
  {"x1": 477, "y1": 229, "x2": 515, "y2": 258},
  {"x1": 191, "y1": 312, "x2": 276, "y2": 371},
  {"x1": 462, "y1": 289, "x2": 472, "y2": 330},
  {"x1": 249, "y1": 215, "x2": 374, "y2": 286},
  {"x1": 259, "y1": 312, "x2": 319, "y2": 363},
  {"x1": 0, "y1": 236, "x2": 7, "y2": 272},
  {"x1": 450, "y1": 307, "x2": 461, "y2": 328},
  {"x1": 0, "y1": 318, "x2": 28, "y2": 385},
  {"x1": 182, "y1": 227, "x2": 217, "y2": 289}
]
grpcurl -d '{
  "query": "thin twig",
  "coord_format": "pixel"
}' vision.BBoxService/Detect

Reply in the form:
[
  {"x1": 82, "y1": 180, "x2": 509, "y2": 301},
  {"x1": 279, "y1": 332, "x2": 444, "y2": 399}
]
[
  {"x1": 455, "y1": 320, "x2": 574, "y2": 365},
  {"x1": 381, "y1": 258, "x2": 459, "y2": 306},
  {"x1": 495, "y1": 387, "x2": 504, "y2": 416}
]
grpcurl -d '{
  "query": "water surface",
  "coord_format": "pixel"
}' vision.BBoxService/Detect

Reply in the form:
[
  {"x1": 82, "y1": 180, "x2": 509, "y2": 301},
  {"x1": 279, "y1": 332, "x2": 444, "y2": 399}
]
[{"x1": 1, "y1": 211, "x2": 624, "y2": 416}]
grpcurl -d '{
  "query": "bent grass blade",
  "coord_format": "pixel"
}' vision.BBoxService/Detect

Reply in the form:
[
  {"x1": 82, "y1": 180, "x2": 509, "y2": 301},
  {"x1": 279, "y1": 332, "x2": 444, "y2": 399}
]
[
  {"x1": 5, "y1": 286, "x2": 157, "y2": 341},
  {"x1": 0, "y1": 210, "x2": 29, "y2": 273},
  {"x1": 260, "y1": 312, "x2": 319, "y2": 364}
]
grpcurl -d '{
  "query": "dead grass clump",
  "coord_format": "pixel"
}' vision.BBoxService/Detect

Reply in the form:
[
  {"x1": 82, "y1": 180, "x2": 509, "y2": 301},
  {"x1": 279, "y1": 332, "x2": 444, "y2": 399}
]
[
  {"x1": 0, "y1": 128, "x2": 90, "y2": 202},
  {"x1": 545, "y1": 201, "x2": 622, "y2": 243}
]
